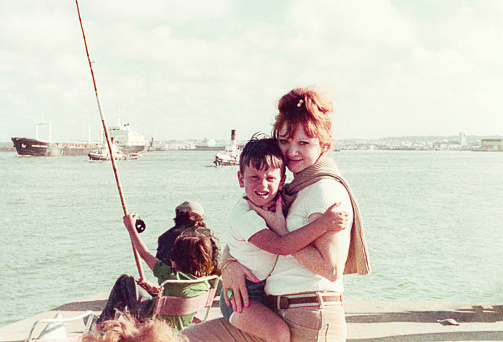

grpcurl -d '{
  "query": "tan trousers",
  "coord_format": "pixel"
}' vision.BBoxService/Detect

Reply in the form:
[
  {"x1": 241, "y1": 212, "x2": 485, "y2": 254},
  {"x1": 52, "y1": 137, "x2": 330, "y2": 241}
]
[{"x1": 180, "y1": 304, "x2": 346, "y2": 342}]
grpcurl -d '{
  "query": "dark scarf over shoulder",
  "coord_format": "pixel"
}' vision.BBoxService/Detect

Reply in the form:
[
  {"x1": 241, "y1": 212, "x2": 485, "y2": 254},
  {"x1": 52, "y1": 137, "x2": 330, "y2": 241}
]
[{"x1": 282, "y1": 155, "x2": 371, "y2": 275}]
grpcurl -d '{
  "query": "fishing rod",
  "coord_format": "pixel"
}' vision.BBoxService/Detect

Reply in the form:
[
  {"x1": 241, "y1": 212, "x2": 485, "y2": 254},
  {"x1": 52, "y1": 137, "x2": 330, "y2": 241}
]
[{"x1": 75, "y1": 0, "x2": 146, "y2": 281}]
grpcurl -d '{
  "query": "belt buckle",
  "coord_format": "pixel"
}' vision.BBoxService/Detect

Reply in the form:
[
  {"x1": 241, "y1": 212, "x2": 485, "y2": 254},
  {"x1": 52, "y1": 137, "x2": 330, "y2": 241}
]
[
  {"x1": 316, "y1": 292, "x2": 324, "y2": 309},
  {"x1": 279, "y1": 296, "x2": 289, "y2": 309}
]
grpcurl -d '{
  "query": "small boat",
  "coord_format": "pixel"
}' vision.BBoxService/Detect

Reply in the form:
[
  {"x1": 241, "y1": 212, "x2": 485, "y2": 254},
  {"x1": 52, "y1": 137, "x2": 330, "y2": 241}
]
[
  {"x1": 88, "y1": 150, "x2": 142, "y2": 161},
  {"x1": 88, "y1": 139, "x2": 142, "y2": 161},
  {"x1": 214, "y1": 129, "x2": 240, "y2": 167}
]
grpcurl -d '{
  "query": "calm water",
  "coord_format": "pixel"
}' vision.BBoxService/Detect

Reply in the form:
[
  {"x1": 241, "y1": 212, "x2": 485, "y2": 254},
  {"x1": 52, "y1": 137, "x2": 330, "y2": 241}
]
[{"x1": 1, "y1": 150, "x2": 502, "y2": 327}]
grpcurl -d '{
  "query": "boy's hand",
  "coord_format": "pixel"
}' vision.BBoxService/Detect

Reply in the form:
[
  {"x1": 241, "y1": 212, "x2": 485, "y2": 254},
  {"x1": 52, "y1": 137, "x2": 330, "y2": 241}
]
[
  {"x1": 320, "y1": 202, "x2": 350, "y2": 232},
  {"x1": 248, "y1": 197, "x2": 287, "y2": 235}
]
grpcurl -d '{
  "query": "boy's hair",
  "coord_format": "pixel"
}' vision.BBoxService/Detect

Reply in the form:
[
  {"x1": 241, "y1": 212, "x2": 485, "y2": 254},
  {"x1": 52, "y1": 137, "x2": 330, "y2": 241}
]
[
  {"x1": 170, "y1": 231, "x2": 216, "y2": 277},
  {"x1": 84, "y1": 314, "x2": 185, "y2": 342},
  {"x1": 239, "y1": 133, "x2": 285, "y2": 176},
  {"x1": 173, "y1": 211, "x2": 206, "y2": 228}
]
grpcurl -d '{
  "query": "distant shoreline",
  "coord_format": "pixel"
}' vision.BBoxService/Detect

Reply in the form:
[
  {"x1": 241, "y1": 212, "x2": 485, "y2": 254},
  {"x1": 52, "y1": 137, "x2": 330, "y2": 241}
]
[
  {"x1": 2, "y1": 134, "x2": 502, "y2": 153},
  {"x1": 0, "y1": 142, "x2": 14, "y2": 152}
]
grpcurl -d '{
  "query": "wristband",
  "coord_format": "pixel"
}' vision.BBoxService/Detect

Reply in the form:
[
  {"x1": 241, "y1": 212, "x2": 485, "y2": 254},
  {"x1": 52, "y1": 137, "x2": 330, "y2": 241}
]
[{"x1": 219, "y1": 258, "x2": 237, "y2": 273}]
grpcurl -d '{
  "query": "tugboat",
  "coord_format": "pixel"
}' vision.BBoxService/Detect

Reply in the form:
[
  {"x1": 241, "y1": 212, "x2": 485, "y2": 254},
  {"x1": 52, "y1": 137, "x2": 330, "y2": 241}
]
[
  {"x1": 214, "y1": 129, "x2": 240, "y2": 167},
  {"x1": 88, "y1": 138, "x2": 142, "y2": 161},
  {"x1": 88, "y1": 149, "x2": 142, "y2": 161}
]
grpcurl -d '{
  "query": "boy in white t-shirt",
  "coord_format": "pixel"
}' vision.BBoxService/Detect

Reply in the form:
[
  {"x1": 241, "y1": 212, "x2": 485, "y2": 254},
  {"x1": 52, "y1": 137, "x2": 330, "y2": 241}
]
[{"x1": 219, "y1": 135, "x2": 349, "y2": 342}]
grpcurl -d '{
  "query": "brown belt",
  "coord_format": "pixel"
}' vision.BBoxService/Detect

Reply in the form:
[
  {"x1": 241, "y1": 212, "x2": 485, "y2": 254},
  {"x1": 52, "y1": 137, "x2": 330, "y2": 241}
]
[{"x1": 268, "y1": 292, "x2": 343, "y2": 310}]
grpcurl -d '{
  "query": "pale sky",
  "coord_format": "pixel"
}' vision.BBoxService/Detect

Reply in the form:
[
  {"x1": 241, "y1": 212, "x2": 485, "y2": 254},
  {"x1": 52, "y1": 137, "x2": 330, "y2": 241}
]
[{"x1": 2, "y1": 0, "x2": 503, "y2": 143}]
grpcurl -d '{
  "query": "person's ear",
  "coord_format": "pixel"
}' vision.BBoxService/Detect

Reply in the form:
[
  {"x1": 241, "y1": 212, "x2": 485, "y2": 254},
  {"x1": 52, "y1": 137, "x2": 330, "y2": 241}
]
[
  {"x1": 321, "y1": 142, "x2": 331, "y2": 153},
  {"x1": 237, "y1": 170, "x2": 245, "y2": 188}
]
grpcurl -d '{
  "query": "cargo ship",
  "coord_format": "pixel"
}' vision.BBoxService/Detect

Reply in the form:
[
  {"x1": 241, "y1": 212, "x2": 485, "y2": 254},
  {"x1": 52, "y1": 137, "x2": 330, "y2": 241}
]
[{"x1": 12, "y1": 121, "x2": 148, "y2": 157}]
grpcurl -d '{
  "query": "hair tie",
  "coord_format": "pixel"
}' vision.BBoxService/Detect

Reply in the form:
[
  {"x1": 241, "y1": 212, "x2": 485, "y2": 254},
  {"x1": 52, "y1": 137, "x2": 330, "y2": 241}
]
[{"x1": 297, "y1": 99, "x2": 304, "y2": 108}]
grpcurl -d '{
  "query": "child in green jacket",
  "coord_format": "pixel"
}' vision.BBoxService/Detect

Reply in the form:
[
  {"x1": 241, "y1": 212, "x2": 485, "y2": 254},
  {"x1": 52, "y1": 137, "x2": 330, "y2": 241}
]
[{"x1": 97, "y1": 213, "x2": 218, "y2": 331}]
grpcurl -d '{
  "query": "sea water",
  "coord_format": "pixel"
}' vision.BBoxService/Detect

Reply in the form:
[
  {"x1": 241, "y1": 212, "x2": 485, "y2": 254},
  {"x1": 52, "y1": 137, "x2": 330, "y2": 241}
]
[{"x1": 1, "y1": 150, "x2": 502, "y2": 327}]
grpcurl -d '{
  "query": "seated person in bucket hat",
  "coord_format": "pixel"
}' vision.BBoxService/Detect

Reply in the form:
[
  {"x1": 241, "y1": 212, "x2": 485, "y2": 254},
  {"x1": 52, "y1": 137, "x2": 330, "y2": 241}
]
[
  {"x1": 156, "y1": 202, "x2": 211, "y2": 264},
  {"x1": 156, "y1": 201, "x2": 220, "y2": 284}
]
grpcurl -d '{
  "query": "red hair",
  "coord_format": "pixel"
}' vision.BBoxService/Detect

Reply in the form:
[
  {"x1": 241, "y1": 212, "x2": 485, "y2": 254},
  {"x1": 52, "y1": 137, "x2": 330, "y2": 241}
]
[
  {"x1": 272, "y1": 86, "x2": 334, "y2": 149},
  {"x1": 170, "y1": 231, "x2": 216, "y2": 277}
]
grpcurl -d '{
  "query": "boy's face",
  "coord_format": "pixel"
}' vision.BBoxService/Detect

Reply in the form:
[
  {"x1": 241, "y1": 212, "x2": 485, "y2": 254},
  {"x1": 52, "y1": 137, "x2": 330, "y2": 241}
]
[{"x1": 238, "y1": 164, "x2": 285, "y2": 207}]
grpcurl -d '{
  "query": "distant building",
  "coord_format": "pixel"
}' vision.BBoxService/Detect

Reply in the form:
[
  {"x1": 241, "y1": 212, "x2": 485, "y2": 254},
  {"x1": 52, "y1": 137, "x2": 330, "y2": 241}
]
[
  {"x1": 459, "y1": 132, "x2": 466, "y2": 147},
  {"x1": 481, "y1": 139, "x2": 503, "y2": 151}
]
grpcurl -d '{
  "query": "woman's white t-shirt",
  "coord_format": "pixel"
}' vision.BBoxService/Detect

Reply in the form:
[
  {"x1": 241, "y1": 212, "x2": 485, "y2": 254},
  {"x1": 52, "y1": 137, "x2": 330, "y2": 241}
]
[{"x1": 265, "y1": 179, "x2": 353, "y2": 296}]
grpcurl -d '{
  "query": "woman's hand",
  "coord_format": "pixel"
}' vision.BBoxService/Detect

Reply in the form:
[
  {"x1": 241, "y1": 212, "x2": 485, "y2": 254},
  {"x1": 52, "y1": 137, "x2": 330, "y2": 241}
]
[
  {"x1": 221, "y1": 261, "x2": 259, "y2": 313},
  {"x1": 248, "y1": 197, "x2": 287, "y2": 236}
]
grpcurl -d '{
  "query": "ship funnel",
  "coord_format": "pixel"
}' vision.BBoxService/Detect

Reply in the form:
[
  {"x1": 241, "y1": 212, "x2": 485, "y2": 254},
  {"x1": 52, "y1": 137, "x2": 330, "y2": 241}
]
[{"x1": 230, "y1": 129, "x2": 237, "y2": 157}]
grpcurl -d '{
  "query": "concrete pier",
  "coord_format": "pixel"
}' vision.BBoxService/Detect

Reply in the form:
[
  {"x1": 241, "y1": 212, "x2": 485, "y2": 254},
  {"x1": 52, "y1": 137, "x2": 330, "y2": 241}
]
[{"x1": 1, "y1": 293, "x2": 502, "y2": 342}]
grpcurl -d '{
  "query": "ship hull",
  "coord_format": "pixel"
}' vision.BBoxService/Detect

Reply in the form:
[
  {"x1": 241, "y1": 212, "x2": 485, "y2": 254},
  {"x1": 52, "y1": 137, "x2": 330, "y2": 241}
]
[
  {"x1": 11, "y1": 137, "x2": 147, "y2": 157},
  {"x1": 12, "y1": 137, "x2": 54, "y2": 156},
  {"x1": 122, "y1": 144, "x2": 148, "y2": 154},
  {"x1": 12, "y1": 137, "x2": 101, "y2": 157}
]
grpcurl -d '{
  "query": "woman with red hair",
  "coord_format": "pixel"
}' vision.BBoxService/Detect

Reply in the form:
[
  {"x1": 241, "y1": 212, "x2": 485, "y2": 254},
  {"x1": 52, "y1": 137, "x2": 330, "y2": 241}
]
[{"x1": 182, "y1": 86, "x2": 370, "y2": 342}]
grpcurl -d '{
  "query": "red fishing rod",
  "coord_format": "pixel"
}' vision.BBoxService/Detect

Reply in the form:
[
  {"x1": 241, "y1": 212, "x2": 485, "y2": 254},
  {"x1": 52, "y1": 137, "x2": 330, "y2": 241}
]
[{"x1": 75, "y1": 0, "x2": 145, "y2": 281}]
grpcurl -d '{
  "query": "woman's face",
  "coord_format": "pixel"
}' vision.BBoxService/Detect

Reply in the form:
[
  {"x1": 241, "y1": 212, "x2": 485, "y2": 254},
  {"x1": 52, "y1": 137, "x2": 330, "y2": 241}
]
[{"x1": 277, "y1": 124, "x2": 328, "y2": 173}]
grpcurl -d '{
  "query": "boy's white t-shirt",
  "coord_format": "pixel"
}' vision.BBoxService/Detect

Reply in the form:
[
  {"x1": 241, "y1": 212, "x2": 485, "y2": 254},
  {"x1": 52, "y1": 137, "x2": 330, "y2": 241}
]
[
  {"x1": 265, "y1": 179, "x2": 353, "y2": 296},
  {"x1": 227, "y1": 195, "x2": 278, "y2": 281}
]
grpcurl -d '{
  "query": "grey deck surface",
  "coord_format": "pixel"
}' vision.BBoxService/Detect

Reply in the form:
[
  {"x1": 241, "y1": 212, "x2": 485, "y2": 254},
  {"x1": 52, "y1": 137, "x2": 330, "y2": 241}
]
[{"x1": 1, "y1": 293, "x2": 502, "y2": 342}]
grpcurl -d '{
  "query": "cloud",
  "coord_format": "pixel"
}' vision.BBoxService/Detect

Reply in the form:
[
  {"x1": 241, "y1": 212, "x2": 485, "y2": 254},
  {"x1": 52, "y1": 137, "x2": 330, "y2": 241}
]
[
  {"x1": 1, "y1": 0, "x2": 503, "y2": 142},
  {"x1": 87, "y1": 0, "x2": 232, "y2": 26}
]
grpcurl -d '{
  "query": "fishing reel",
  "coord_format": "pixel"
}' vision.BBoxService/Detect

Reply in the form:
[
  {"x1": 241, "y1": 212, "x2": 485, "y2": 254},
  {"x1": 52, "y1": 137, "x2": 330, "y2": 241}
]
[{"x1": 135, "y1": 217, "x2": 146, "y2": 233}]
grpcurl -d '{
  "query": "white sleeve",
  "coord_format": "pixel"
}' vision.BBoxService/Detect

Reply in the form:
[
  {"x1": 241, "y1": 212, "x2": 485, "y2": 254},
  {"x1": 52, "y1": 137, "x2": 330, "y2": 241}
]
[
  {"x1": 304, "y1": 179, "x2": 353, "y2": 218},
  {"x1": 229, "y1": 201, "x2": 269, "y2": 242}
]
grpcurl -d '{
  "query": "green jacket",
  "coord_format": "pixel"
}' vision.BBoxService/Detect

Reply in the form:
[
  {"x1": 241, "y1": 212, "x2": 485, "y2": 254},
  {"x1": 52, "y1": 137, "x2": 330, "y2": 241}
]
[{"x1": 150, "y1": 260, "x2": 210, "y2": 331}]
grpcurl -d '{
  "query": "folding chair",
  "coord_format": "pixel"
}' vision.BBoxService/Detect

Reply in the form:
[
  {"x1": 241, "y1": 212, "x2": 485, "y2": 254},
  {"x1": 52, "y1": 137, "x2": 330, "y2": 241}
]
[
  {"x1": 25, "y1": 311, "x2": 95, "y2": 342},
  {"x1": 152, "y1": 275, "x2": 219, "y2": 324}
]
